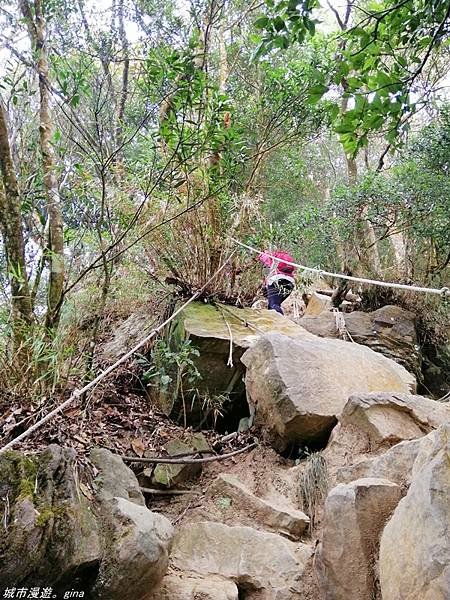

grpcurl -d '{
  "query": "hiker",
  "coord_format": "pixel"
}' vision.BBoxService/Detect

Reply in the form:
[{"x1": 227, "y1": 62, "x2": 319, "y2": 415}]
[{"x1": 259, "y1": 249, "x2": 296, "y2": 315}]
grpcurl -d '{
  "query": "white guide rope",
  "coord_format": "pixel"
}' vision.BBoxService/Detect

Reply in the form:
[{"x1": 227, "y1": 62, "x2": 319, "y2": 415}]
[{"x1": 229, "y1": 237, "x2": 450, "y2": 298}]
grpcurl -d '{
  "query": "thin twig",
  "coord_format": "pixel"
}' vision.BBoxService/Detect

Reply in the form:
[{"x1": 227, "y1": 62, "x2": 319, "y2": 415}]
[
  {"x1": 120, "y1": 442, "x2": 257, "y2": 464},
  {"x1": 140, "y1": 487, "x2": 197, "y2": 496}
]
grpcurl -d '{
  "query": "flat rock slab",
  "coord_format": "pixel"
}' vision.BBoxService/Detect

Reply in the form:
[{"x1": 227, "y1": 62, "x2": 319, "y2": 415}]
[
  {"x1": 380, "y1": 424, "x2": 450, "y2": 600},
  {"x1": 341, "y1": 392, "x2": 450, "y2": 448},
  {"x1": 315, "y1": 478, "x2": 402, "y2": 600},
  {"x1": 170, "y1": 521, "x2": 312, "y2": 598},
  {"x1": 242, "y1": 333, "x2": 415, "y2": 450},
  {"x1": 182, "y1": 303, "x2": 315, "y2": 348},
  {"x1": 210, "y1": 473, "x2": 309, "y2": 539}
]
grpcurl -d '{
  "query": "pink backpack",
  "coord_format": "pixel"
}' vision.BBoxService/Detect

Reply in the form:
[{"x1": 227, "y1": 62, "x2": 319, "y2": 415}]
[{"x1": 273, "y1": 251, "x2": 295, "y2": 275}]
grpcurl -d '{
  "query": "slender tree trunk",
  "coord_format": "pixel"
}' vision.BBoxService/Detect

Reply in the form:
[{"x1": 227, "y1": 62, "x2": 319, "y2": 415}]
[
  {"x1": 341, "y1": 98, "x2": 381, "y2": 275},
  {"x1": 389, "y1": 228, "x2": 408, "y2": 279},
  {"x1": 20, "y1": 0, "x2": 65, "y2": 329},
  {"x1": 0, "y1": 101, "x2": 33, "y2": 333},
  {"x1": 116, "y1": 0, "x2": 130, "y2": 150}
]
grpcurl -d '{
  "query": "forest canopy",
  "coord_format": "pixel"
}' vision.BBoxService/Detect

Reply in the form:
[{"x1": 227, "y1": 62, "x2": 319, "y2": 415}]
[{"x1": 0, "y1": 0, "x2": 449, "y2": 405}]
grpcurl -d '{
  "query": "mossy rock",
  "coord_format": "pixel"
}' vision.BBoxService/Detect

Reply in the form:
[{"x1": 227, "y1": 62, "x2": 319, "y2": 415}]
[
  {"x1": 149, "y1": 435, "x2": 210, "y2": 488},
  {"x1": 156, "y1": 302, "x2": 313, "y2": 423}
]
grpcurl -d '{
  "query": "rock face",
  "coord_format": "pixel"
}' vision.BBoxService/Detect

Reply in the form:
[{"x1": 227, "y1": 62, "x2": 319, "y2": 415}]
[
  {"x1": 300, "y1": 304, "x2": 421, "y2": 377},
  {"x1": 169, "y1": 521, "x2": 312, "y2": 599},
  {"x1": 379, "y1": 424, "x2": 450, "y2": 600},
  {"x1": 156, "y1": 302, "x2": 314, "y2": 423},
  {"x1": 315, "y1": 478, "x2": 402, "y2": 600},
  {"x1": 334, "y1": 436, "x2": 423, "y2": 487},
  {"x1": 304, "y1": 292, "x2": 332, "y2": 316},
  {"x1": 0, "y1": 446, "x2": 101, "y2": 589},
  {"x1": 210, "y1": 473, "x2": 309, "y2": 539},
  {"x1": 242, "y1": 333, "x2": 415, "y2": 450},
  {"x1": 154, "y1": 574, "x2": 239, "y2": 600},
  {"x1": 340, "y1": 392, "x2": 450, "y2": 448},
  {"x1": 0, "y1": 446, "x2": 173, "y2": 599}
]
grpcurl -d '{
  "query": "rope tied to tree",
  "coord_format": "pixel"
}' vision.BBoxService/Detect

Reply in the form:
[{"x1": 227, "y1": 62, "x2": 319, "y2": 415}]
[{"x1": 229, "y1": 237, "x2": 450, "y2": 298}]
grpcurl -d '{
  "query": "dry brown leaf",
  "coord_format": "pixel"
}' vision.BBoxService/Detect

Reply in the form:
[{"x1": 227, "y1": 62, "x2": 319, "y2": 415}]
[
  {"x1": 66, "y1": 407, "x2": 81, "y2": 418},
  {"x1": 131, "y1": 438, "x2": 146, "y2": 457}
]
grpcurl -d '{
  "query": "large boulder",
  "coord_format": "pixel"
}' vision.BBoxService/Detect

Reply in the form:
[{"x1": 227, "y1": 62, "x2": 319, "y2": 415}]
[
  {"x1": 0, "y1": 446, "x2": 173, "y2": 599},
  {"x1": 154, "y1": 302, "x2": 314, "y2": 424},
  {"x1": 379, "y1": 424, "x2": 450, "y2": 599},
  {"x1": 340, "y1": 392, "x2": 450, "y2": 449},
  {"x1": 241, "y1": 333, "x2": 415, "y2": 450},
  {"x1": 92, "y1": 498, "x2": 173, "y2": 599},
  {"x1": 315, "y1": 478, "x2": 402, "y2": 600},
  {"x1": 0, "y1": 446, "x2": 101, "y2": 589},
  {"x1": 169, "y1": 521, "x2": 312, "y2": 599},
  {"x1": 300, "y1": 304, "x2": 421, "y2": 377}
]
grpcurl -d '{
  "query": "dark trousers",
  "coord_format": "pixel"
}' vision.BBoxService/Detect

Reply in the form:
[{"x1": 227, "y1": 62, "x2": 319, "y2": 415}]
[{"x1": 267, "y1": 280, "x2": 294, "y2": 315}]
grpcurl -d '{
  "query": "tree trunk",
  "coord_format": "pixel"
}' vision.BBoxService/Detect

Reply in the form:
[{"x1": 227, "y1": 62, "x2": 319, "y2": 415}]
[
  {"x1": 0, "y1": 101, "x2": 33, "y2": 333},
  {"x1": 115, "y1": 0, "x2": 130, "y2": 161},
  {"x1": 342, "y1": 101, "x2": 381, "y2": 276},
  {"x1": 20, "y1": 0, "x2": 65, "y2": 329},
  {"x1": 389, "y1": 229, "x2": 409, "y2": 279}
]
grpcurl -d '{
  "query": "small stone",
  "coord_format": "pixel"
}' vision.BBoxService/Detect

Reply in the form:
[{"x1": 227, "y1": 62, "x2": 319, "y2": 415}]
[{"x1": 147, "y1": 437, "x2": 204, "y2": 489}]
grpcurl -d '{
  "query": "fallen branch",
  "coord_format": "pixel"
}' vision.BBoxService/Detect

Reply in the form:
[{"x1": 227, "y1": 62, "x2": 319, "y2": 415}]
[
  {"x1": 217, "y1": 431, "x2": 238, "y2": 444},
  {"x1": 140, "y1": 487, "x2": 197, "y2": 496},
  {"x1": 120, "y1": 442, "x2": 257, "y2": 464}
]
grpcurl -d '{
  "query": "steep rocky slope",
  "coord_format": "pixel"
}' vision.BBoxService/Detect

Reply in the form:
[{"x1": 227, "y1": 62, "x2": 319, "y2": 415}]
[{"x1": 1, "y1": 303, "x2": 449, "y2": 599}]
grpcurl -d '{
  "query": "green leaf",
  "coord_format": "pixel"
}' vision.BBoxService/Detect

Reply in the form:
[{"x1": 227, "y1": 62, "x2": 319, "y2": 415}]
[
  {"x1": 308, "y1": 84, "x2": 329, "y2": 95},
  {"x1": 254, "y1": 16, "x2": 270, "y2": 29},
  {"x1": 273, "y1": 16, "x2": 285, "y2": 32}
]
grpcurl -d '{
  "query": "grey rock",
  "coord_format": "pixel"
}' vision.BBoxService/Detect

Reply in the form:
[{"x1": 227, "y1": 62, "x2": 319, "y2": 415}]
[
  {"x1": 94, "y1": 497, "x2": 173, "y2": 599},
  {"x1": 379, "y1": 424, "x2": 450, "y2": 600},
  {"x1": 315, "y1": 478, "x2": 402, "y2": 600},
  {"x1": 91, "y1": 446, "x2": 145, "y2": 505},
  {"x1": 340, "y1": 392, "x2": 450, "y2": 448},
  {"x1": 301, "y1": 304, "x2": 421, "y2": 377},
  {"x1": 170, "y1": 521, "x2": 312, "y2": 599},
  {"x1": 210, "y1": 473, "x2": 309, "y2": 539},
  {"x1": 242, "y1": 333, "x2": 415, "y2": 450}
]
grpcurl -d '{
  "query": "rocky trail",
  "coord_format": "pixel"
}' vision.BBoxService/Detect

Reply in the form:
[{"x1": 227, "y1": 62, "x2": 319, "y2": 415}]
[{"x1": 1, "y1": 297, "x2": 449, "y2": 599}]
